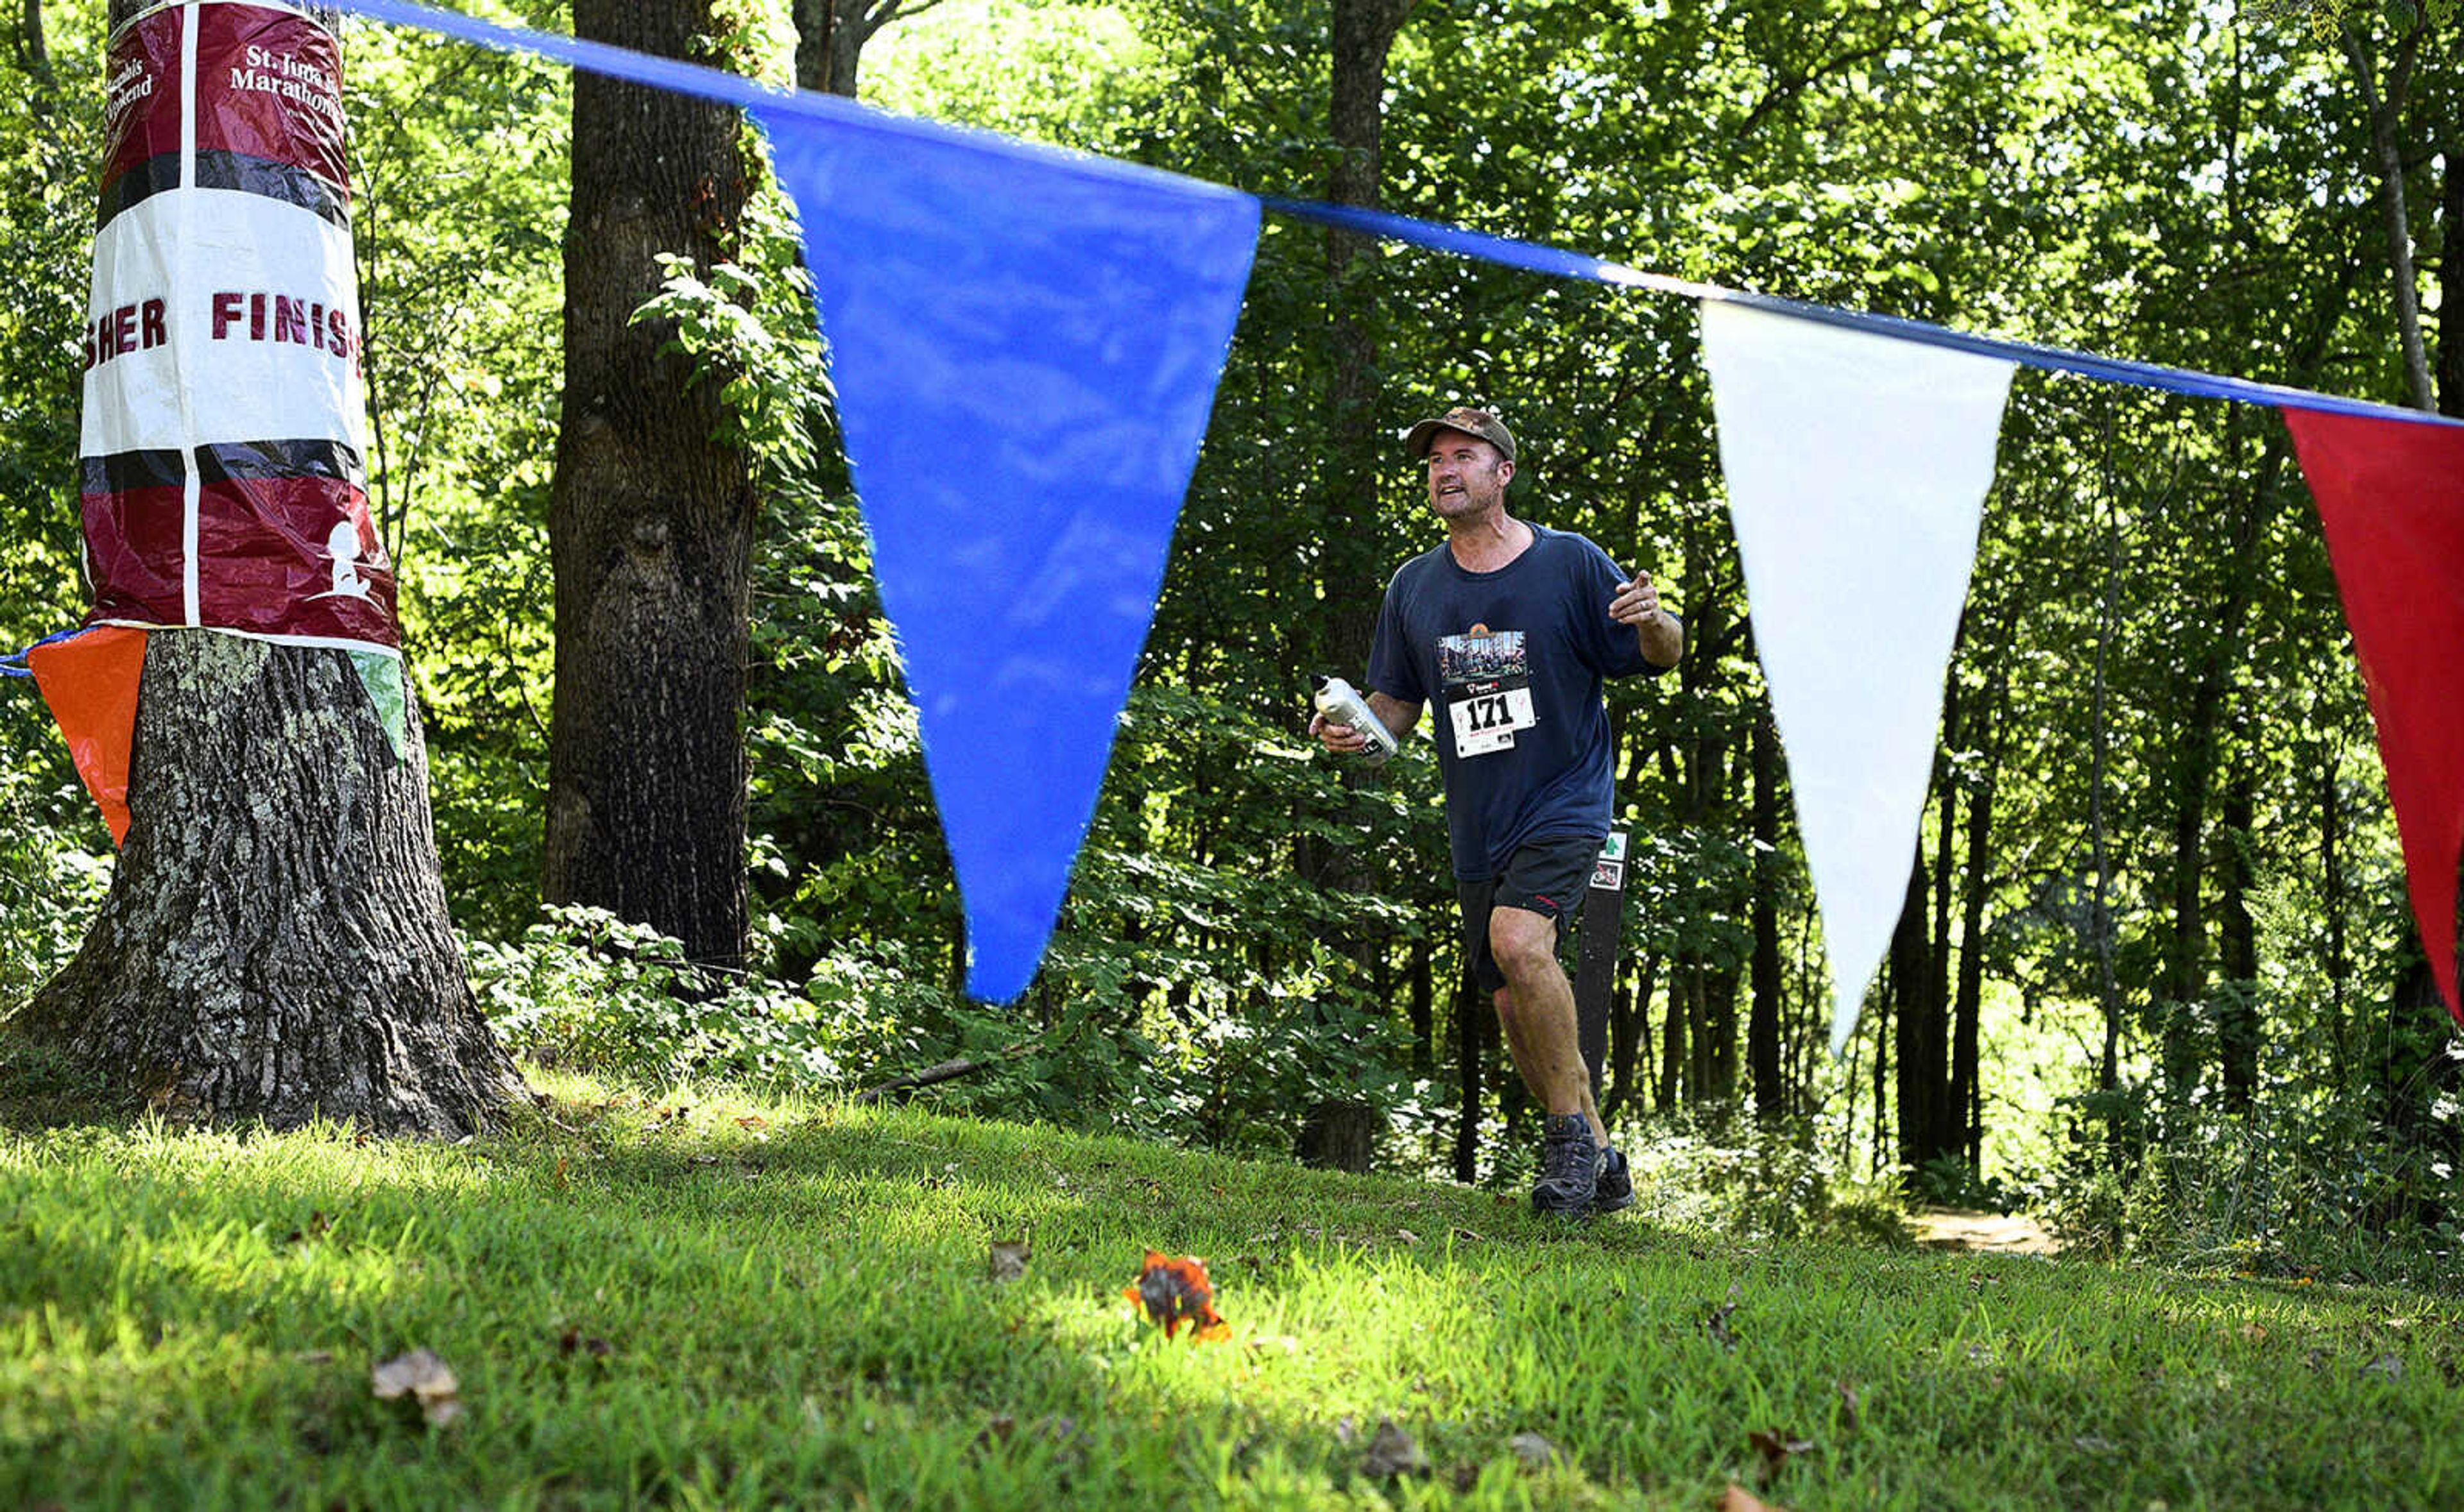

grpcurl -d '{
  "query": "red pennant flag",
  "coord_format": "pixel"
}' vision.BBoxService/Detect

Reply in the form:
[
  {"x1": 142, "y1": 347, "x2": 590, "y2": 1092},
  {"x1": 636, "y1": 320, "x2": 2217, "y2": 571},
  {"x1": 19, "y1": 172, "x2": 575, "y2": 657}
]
[
  {"x1": 2285, "y1": 407, "x2": 2464, "y2": 1024},
  {"x1": 28, "y1": 625, "x2": 150, "y2": 847}
]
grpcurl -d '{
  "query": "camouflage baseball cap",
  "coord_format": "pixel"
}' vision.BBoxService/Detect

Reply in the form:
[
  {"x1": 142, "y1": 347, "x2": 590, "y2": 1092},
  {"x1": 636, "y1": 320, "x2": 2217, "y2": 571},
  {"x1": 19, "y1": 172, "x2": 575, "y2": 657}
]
[{"x1": 1405, "y1": 406, "x2": 1515, "y2": 463}]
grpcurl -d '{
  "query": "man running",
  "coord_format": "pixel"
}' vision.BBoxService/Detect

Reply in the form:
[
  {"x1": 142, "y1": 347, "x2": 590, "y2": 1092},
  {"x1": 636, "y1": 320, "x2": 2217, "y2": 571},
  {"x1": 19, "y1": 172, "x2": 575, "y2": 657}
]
[{"x1": 1312, "y1": 406, "x2": 1682, "y2": 1216}]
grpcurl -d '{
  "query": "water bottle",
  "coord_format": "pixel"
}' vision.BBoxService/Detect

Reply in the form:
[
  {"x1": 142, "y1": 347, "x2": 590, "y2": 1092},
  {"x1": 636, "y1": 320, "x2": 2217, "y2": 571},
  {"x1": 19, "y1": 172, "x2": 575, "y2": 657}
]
[{"x1": 1312, "y1": 676, "x2": 1397, "y2": 765}]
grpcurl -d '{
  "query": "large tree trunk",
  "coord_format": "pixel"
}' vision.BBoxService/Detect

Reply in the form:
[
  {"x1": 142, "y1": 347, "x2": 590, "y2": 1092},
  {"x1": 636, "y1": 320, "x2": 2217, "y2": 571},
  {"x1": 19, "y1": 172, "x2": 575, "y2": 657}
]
[
  {"x1": 19, "y1": 636, "x2": 526, "y2": 1134},
  {"x1": 545, "y1": 0, "x2": 758, "y2": 971},
  {"x1": 12, "y1": 0, "x2": 523, "y2": 1136}
]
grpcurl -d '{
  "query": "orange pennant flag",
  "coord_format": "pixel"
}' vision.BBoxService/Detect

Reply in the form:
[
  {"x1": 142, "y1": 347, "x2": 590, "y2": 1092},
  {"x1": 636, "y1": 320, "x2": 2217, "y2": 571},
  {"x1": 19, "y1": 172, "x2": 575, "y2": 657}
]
[{"x1": 28, "y1": 626, "x2": 149, "y2": 845}]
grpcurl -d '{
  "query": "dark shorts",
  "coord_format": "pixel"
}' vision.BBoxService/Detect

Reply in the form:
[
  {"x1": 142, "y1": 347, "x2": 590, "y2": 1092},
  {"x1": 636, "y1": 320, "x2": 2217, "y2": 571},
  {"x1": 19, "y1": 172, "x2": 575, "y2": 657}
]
[{"x1": 1457, "y1": 835, "x2": 1600, "y2": 996}]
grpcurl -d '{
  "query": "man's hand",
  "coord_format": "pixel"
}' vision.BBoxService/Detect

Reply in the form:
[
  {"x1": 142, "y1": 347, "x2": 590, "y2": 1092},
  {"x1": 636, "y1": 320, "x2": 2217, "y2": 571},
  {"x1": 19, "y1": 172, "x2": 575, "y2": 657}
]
[
  {"x1": 1611, "y1": 568, "x2": 1685, "y2": 668},
  {"x1": 1609, "y1": 568, "x2": 1663, "y2": 627},
  {"x1": 1310, "y1": 690, "x2": 1417, "y2": 755},
  {"x1": 1309, "y1": 709, "x2": 1371, "y2": 755}
]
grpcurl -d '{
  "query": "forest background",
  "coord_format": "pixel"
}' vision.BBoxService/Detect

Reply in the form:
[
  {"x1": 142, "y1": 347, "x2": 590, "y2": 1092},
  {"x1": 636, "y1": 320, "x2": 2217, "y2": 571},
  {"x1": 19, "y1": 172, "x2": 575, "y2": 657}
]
[{"x1": 1, "y1": 0, "x2": 2460, "y2": 1280}]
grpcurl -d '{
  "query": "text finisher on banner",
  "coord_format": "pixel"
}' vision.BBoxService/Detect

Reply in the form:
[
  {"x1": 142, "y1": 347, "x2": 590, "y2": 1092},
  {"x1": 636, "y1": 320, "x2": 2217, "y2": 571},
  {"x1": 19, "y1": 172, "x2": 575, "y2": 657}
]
[{"x1": 755, "y1": 104, "x2": 1261, "y2": 1001}]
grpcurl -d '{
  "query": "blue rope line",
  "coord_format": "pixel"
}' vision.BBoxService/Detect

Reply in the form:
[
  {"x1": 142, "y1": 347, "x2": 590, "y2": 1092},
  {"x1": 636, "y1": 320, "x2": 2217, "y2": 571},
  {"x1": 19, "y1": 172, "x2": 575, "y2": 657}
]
[
  {"x1": 311, "y1": 0, "x2": 2463, "y2": 433},
  {"x1": 0, "y1": 625, "x2": 89, "y2": 679}
]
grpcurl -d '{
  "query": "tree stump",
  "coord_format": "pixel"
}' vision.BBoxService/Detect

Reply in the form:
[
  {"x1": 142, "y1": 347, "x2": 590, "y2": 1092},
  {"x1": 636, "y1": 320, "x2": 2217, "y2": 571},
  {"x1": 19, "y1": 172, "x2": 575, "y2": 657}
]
[{"x1": 14, "y1": 633, "x2": 527, "y2": 1135}]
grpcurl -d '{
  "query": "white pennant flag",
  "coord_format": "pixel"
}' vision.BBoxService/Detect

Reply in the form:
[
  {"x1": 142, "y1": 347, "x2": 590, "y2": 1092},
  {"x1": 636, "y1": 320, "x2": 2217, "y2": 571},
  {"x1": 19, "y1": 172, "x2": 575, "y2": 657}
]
[{"x1": 1698, "y1": 300, "x2": 2016, "y2": 1051}]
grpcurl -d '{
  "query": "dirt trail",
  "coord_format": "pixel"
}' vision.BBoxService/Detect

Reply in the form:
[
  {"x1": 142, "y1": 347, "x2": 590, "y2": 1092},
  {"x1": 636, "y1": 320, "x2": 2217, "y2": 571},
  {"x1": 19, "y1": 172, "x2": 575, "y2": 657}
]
[{"x1": 1908, "y1": 1208, "x2": 2060, "y2": 1255}]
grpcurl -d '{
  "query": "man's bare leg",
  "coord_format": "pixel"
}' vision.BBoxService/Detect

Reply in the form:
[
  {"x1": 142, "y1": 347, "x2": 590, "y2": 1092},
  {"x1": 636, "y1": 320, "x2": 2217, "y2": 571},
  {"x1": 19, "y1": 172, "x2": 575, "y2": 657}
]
[{"x1": 1487, "y1": 905, "x2": 1607, "y2": 1145}]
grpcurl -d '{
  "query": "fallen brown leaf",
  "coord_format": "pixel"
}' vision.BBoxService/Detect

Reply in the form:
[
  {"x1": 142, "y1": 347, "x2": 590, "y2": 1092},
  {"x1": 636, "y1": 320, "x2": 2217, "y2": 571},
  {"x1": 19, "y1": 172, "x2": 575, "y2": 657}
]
[
  {"x1": 556, "y1": 1329, "x2": 613, "y2": 1359},
  {"x1": 1362, "y1": 1418, "x2": 1428, "y2": 1478},
  {"x1": 1705, "y1": 1300, "x2": 1740, "y2": 1353},
  {"x1": 371, "y1": 1348, "x2": 462, "y2": 1427},
  {"x1": 988, "y1": 1237, "x2": 1031, "y2": 1283},
  {"x1": 1749, "y1": 1428, "x2": 1813, "y2": 1481},
  {"x1": 1719, "y1": 1483, "x2": 1783, "y2": 1511}
]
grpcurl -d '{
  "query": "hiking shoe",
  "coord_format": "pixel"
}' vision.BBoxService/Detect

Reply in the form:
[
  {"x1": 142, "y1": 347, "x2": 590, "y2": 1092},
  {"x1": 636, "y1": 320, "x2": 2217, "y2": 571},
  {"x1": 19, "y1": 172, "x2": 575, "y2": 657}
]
[
  {"x1": 1591, "y1": 1144, "x2": 1633, "y2": 1214},
  {"x1": 1530, "y1": 1113, "x2": 1600, "y2": 1218}
]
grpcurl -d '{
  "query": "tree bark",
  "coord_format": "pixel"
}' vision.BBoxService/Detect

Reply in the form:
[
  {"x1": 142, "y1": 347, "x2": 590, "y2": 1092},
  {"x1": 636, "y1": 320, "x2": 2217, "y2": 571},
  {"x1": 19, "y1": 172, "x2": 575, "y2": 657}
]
[
  {"x1": 1747, "y1": 702, "x2": 1783, "y2": 1126},
  {"x1": 1953, "y1": 664, "x2": 2001, "y2": 1169},
  {"x1": 1451, "y1": 966, "x2": 1482, "y2": 1183},
  {"x1": 2440, "y1": 130, "x2": 2462, "y2": 418},
  {"x1": 792, "y1": 0, "x2": 944, "y2": 99},
  {"x1": 1890, "y1": 849, "x2": 1942, "y2": 1175},
  {"x1": 2341, "y1": 22, "x2": 2435, "y2": 412},
  {"x1": 16, "y1": 0, "x2": 48, "y2": 81},
  {"x1": 2216, "y1": 765, "x2": 2259, "y2": 1112},
  {"x1": 1295, "y1": 0, "x2": 1414, "y2": 1174},
  {"x1": 19, "y1": 637, "x2": 526, "y2": 1134},
  {"x1": 546, "y1": 0, "x2": 758, "y2": 971}
]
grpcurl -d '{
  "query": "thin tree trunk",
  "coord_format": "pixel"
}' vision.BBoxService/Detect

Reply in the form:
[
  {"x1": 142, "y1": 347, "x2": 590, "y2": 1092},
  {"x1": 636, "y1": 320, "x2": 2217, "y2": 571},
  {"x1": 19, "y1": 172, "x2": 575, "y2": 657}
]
[
  {"x1": 1451, "y1": 968, "x2": 1481, "y2": 1183},
  {"x1": 2090, "y1": 464, "x2": 2124, "y2": 1168},
  {"x1": 2341, "y1": 22, "x2": 2435, "y2": 412},
  {"x1": 793, "y1": 0, "x2": 942, "y2": 98},
  {"x1": 1295, "y1": 0, "x2": 1415, "y2": 1173},
  {"x1": 1890, "y1": 850, "x2": 1934, "y2": 1174},
  {"x1": 17, "y1": 0, "x2": 49, "y2": 80},
  {"x1": 1926, "y1": 657, "x2": 1960, "y2": 1168},
  {"x1": 1953, "y1": 663, "x2": 2001, "y2": 1169},
  {"x1": 2320, "y1": 723, "x2": 2350, "y2": 1086},
  {"x1": 1408, "y1": 932, "x2": 1433, "y2": 1078},
  {"x1": 1658, "y1": 959, "x2": 1686, "y2": 1111},
  {"x1": 2217, "y1": 764, "x2": 2259, "y2": 1112},
  {"x1": 1607, "y1": 951, "x2": 1656, "y2": 1119},
  {"x1": 2440, "y1": 133, "x2": 2462, "y2": 418},
  {"x1": 545, "y1": 0, "x2": 758, "y2": 971},
  {"x1": 1869, "y1": 958, "x2": 1890, "y2": 1178},
  {"x1": 1748, "y1": 702, "x2": 1783, "y2": 1126}
]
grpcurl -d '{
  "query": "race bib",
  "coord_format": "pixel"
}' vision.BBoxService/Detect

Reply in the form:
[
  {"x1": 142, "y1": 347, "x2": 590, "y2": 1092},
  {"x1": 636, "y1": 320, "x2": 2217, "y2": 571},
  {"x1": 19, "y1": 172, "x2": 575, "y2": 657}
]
[
  {"x1": 1448, "y1": 677, "x2": 1535, "y2": 755},
  {"x1": 1439, "y1": 630, "x2": 1536, "y2": 758}
]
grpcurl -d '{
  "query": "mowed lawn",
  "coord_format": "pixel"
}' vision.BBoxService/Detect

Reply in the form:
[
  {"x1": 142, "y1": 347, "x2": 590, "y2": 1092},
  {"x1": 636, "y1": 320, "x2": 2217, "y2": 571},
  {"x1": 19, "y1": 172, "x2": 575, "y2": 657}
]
[{"x1": 3, "y1": 1075, "x2": 2458, "y2": 1510}]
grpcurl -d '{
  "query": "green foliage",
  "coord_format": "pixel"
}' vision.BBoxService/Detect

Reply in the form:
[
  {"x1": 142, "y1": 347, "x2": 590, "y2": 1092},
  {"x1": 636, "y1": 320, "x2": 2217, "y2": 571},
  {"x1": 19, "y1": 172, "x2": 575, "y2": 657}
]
[
  {"x1": 637, "y1": 178, "x2": 836, "y2": 470},
  {"x1": 468, "y1": 905, "x2": 931, "y2": 1091}
]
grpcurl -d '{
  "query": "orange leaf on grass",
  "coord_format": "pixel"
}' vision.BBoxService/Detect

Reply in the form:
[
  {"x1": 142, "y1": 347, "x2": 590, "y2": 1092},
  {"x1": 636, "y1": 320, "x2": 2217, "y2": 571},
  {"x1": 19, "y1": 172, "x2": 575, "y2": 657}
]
[{"x1": 1122, "y1": 1251, "x2": 1229, "y2": 1341}]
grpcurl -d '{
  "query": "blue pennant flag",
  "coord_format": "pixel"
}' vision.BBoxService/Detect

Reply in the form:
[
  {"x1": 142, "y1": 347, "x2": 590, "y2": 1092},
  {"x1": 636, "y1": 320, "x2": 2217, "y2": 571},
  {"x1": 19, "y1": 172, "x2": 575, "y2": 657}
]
[{"x1": 756, "y1": 104, "x2": 1260, "y2": 1000}]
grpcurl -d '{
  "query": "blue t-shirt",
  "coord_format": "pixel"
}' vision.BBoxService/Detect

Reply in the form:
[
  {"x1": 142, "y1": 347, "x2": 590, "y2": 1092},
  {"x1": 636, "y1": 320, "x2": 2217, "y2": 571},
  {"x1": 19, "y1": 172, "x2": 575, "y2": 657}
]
[{"x1": 1366, "y1": 524, "x2": 1672, "y2": 879}]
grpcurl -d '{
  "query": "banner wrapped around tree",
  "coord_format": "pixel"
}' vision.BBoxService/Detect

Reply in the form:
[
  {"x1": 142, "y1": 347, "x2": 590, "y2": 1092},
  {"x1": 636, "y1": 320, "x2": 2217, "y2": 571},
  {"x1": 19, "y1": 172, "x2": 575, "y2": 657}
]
[{"x1": 39, "y1": 0, "x2": 395, "y2": 841}]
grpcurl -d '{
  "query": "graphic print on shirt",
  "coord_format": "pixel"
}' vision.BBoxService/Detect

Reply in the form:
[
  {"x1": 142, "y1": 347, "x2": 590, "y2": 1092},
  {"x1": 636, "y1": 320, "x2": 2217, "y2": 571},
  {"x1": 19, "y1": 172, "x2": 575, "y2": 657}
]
[{"x1": 1438, "y1": 629, "x2": 1537, "y2": 756}]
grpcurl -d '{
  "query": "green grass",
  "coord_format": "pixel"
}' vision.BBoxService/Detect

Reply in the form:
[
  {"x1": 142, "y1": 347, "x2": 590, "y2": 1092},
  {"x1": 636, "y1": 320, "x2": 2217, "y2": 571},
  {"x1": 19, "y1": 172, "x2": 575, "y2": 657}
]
[{"x1": 3, "y1": 1073, "x2": 2459, "y2": 1510}]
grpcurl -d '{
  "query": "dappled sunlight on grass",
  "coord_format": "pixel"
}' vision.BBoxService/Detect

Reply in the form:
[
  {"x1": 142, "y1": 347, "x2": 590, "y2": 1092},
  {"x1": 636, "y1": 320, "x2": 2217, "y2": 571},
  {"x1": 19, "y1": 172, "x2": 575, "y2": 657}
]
[{"x1": 6, "y1": 1074, "x2": 2463, "y2": 1507}]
